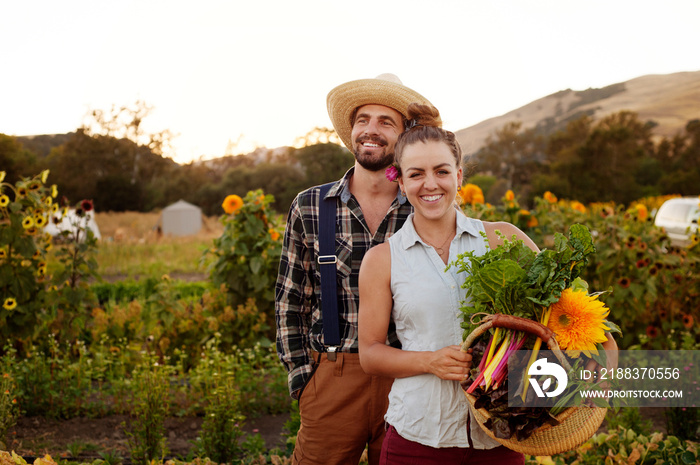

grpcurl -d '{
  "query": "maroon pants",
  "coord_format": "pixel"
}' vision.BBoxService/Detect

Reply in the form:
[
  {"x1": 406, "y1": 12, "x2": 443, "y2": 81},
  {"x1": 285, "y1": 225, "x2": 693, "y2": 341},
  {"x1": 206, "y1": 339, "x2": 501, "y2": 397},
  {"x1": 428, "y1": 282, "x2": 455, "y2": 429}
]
[
  {"x1": 293, "y1": 352, "x2": 393, "y2": 465},
  {"x1": 379, "y1": 425, "x2": 525, "y2": 465}
]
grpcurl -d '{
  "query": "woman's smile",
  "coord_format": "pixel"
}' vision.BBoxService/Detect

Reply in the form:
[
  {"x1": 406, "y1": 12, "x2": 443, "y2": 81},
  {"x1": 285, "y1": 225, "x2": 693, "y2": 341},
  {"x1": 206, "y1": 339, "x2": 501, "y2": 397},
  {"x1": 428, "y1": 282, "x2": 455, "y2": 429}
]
[{"x1": 421, "y1": 194, "x2": 444, "y2": 203}]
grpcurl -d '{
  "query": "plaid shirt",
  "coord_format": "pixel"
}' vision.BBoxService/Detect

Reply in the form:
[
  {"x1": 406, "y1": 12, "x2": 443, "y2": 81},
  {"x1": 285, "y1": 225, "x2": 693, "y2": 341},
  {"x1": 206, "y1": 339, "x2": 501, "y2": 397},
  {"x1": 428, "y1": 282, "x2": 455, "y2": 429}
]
[{"x1": 275, "y1": 168, "x2": 411, "y2": 399}]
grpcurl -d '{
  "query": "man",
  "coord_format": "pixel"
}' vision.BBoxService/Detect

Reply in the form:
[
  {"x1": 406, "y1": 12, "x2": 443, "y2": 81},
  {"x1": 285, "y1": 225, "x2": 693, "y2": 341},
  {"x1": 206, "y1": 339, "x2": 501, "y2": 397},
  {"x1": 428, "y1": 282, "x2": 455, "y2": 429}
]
[{"x1": 275, "y1": 74, "x2": 439, "y2": 464}]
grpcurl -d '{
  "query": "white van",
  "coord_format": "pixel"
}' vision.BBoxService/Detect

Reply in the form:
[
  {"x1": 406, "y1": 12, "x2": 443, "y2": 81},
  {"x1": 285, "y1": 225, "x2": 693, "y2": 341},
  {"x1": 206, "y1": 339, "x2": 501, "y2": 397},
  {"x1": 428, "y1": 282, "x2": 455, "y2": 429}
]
[{"x1": 653, "y1": 197, "x2": 699, "y2": 247}]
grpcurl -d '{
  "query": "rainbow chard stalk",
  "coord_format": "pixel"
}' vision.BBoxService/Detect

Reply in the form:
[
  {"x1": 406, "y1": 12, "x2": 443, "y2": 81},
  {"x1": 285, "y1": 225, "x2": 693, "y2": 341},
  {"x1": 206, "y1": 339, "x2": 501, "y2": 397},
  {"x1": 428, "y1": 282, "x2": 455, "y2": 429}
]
[
  {"x1": 492, "y1": 332, "x2": 527, "y2": 389},
  {"x1": 521, "y1": 306, "x2": 552, "y2": 400},
  {"x1": 468, "y1": 328, "x2": 502, "y2": 394},
  {"x1": 483, "y1": 330, "x2": 511, "y2": 390},
  {"x1": 467, "y1": 330, "x2": 528, "y2": 394}
]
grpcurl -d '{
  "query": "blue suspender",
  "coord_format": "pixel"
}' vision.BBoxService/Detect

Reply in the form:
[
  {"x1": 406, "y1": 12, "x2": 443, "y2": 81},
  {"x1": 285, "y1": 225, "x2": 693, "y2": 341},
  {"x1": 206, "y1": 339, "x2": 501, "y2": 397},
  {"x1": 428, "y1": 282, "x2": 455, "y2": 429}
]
[{"x1": 317, "y1": 182, "x2": 340, "y2": 360}]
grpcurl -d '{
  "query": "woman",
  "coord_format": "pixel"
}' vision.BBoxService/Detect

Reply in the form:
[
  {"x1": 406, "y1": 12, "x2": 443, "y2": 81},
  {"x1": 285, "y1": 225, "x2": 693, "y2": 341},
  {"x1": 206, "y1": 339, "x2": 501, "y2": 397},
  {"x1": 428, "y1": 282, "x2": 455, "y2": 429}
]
[{"x1": 357, "y1": 103, "x2": 536, "y2": 464}]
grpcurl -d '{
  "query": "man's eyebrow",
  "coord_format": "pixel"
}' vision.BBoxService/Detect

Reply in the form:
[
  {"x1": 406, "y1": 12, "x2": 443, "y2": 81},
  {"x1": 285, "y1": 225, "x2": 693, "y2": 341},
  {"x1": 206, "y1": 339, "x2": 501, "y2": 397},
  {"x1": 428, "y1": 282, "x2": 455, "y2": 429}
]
[
  {"x1": 354, "y1": 112, "x2": 400, "y2": 125},
  {"x1": 378, "y1": 114, "x2": 399, "y2": 125}
]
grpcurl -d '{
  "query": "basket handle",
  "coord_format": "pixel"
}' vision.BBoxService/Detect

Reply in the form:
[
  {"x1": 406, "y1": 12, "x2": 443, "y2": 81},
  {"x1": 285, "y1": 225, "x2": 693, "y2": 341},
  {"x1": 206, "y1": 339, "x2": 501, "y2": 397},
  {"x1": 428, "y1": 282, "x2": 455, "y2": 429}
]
[{"x1": 461, "y1": 314, "x2": 571, "y2": 371}]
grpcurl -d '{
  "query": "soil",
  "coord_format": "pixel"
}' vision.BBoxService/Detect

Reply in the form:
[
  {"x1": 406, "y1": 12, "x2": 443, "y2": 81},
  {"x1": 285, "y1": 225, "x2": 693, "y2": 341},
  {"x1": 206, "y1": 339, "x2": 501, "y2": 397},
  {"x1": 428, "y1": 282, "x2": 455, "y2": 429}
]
[
  {"x1": 5, "y1": 408, "x2": 670, "y2": 461},
  {"x1": 6, "y1": 413, "x2": 291, "y2": 461}
]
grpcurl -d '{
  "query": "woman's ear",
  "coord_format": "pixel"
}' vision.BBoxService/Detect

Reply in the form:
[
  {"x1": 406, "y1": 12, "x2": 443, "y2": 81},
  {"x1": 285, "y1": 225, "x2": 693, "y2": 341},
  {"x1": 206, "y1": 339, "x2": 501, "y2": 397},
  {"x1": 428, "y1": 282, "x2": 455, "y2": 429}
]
[{"x1": 457, "y1": 167, "x2": 463, "y2": 188}]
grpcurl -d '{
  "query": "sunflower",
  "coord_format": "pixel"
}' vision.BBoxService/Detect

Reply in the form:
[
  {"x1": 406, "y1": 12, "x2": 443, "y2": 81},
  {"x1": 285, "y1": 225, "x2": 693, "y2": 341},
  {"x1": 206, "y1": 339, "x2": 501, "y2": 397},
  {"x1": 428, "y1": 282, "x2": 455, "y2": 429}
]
[
  {"x1": 646, "y1": 325, "x2": 659, "y2": 338},
  {"x1": 458, "y1": 184, "x2": 484, "y2": 206},
  {"x1": 505, "y1": 190, "x2": 515, "y2": 201},
  {"x1": 81, "y1": 199, "x2": 94, "y2": 212},
  {"x1": 543, "y1": 191, "x2": 558, "y2": 204},
  {"x1": 633, "y1": 204, "x2": 649, "y2": 222},
  {"x1": 3, "y1": 297, "x2": 17, "y2": 311},
  {"x1": 222, "y1": 194, "x2": 243, "y2": 214},
  {"x1": 570, "y1": 201, "x2": 586, "y2": 213},
  {"x1": 681, "y1": 313, "x2": 694, "y2": 329},
  {"x1": 0, "y1": 195, "x2": 9, "y2": 207},
  {"x1": 547, "y1": 288, "x2": 611, "y2": 356},
  {"x1": 22, "y1": 216, "x2": 34, "y2": 229}
]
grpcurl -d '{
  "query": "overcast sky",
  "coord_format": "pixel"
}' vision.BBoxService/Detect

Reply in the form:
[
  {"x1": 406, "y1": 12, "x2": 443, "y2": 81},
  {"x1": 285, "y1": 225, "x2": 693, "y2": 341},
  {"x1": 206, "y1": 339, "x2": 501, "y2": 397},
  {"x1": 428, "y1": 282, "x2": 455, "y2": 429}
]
[{"x1": 2, "y1": 0, "x2": 699, "y2": 163}]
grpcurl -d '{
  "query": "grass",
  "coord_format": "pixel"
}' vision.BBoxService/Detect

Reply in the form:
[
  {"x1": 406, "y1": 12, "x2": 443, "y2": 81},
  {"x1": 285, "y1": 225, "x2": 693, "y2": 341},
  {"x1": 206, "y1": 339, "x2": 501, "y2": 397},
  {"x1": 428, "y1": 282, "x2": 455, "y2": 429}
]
[
  {"x1": 69, "y1": 211, "x2": 223, "y2": 281},
  {"x1": 96, "y1": 239, "x2": 213, "y2": 279}
]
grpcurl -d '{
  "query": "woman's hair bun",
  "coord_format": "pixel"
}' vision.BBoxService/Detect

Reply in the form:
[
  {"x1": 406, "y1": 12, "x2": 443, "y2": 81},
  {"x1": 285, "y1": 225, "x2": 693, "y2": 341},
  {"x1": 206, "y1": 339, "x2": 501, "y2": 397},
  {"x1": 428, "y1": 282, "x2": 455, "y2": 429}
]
[{"x1": 406, "y1": 103, "x2": 442, "y2": 129}]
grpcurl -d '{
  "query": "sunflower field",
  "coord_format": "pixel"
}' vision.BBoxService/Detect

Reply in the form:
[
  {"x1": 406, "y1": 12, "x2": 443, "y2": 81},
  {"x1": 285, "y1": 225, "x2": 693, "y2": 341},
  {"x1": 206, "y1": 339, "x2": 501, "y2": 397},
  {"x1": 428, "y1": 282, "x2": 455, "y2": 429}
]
[{"x1": 0, "y1": 171, "x2": 698, "y2": 464}]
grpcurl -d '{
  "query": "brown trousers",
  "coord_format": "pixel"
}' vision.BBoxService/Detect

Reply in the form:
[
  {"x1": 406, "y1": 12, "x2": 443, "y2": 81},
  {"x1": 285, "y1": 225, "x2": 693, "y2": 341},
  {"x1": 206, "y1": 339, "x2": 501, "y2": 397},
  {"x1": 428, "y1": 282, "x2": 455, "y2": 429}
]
[{"x1": 293, "y1": 352, "x2": 393, "y2": 465}]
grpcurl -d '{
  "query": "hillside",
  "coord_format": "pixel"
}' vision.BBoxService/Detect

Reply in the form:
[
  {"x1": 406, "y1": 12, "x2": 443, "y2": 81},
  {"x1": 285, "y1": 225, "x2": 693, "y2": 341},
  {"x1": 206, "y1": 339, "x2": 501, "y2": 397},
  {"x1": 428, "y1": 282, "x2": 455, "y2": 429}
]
[{"x1": 455, "y1": 70, "x2": 700, "y2": 156}]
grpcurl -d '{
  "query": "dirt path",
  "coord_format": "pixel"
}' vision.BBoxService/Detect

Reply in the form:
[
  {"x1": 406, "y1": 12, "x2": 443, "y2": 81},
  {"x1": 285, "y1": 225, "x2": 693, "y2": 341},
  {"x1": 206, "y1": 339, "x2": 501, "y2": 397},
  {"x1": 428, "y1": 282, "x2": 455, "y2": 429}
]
[{"x1": 7, "y1": 412, "x2": 291, "y2": 460}]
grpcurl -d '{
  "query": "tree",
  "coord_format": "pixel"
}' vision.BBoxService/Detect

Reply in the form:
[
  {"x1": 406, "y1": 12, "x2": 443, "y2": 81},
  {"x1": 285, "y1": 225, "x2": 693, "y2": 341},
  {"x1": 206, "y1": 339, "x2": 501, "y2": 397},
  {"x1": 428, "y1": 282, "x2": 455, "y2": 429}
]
[
  {"x1": 658, "y1": 119, "x2": 700, "y2": 195},
  {"x1": 474, "y1": 121, "x2": 546, "y2": 201},
  {"x1": 0, "y1": 134, "x2": 38, "y2": 184},
  {"x1": 535, "y1": 112, "x2": 658, "y2": 204},
  {"x1": 294, "y1": 143, "x2": 354, "y2": 187},
  {"x1": 294, "y1": 127, "x2": 342, "y2": 147}
]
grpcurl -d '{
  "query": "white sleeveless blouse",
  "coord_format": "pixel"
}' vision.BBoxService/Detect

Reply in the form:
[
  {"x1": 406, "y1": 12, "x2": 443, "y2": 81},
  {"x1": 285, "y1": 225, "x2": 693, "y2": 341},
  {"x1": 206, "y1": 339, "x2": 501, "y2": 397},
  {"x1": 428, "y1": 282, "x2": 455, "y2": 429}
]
[{"x1": 385, "y1": 212, "x2": 502, "y2": 449}]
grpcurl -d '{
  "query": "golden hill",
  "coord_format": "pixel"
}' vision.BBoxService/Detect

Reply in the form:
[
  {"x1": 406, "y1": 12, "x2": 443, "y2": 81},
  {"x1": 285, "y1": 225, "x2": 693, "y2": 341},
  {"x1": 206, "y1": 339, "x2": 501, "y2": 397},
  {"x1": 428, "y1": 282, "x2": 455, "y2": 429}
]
[{"x1": 455, "y1": 70, "x2": 700, "y2": 156}]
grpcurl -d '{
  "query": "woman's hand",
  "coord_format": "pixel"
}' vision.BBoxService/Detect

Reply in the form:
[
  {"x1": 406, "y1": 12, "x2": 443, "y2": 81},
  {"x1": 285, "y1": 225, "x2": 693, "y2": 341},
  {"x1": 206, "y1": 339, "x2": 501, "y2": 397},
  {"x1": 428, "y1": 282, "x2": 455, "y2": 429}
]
[{"x1": 426, "y1": 345, "x2": 473, "y2": 381}]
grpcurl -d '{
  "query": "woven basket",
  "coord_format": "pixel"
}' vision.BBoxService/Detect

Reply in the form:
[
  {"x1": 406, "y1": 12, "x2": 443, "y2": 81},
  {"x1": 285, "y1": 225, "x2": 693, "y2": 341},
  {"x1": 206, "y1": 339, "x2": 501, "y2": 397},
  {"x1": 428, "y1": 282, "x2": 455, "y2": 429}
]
[{"x1": 461, "y1": 314, "x2": 607, "y2": 456}]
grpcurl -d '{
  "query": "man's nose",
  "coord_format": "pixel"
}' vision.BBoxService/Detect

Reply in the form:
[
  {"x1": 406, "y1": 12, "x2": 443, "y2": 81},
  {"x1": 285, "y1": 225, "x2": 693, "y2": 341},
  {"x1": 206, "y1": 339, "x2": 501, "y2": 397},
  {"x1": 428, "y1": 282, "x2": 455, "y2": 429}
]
[{"x1": 364, "y1": 118, "x2": 381, "y2": 135}]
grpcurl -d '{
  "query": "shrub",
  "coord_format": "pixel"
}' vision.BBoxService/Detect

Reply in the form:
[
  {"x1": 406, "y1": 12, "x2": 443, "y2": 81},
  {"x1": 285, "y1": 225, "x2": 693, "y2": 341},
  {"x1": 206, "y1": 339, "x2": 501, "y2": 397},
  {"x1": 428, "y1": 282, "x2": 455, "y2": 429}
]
[
  {"x1": 45, "y1": 198, "x2": 101, "y2": 343},
  {"x1": 529, "y1": 426, "x2": 699, "y2": 464},
  {"x1": 195, "y1": 372, "x2": 246, "y2": 463},
  {"x1": 124, "y1": 356, "x2": 172, "y2": 465},
  {"x1": 204, "y1": 190, "x2": 283, "y2": 328},
  {"x1": 0, "y1": 372, "x2": 19, "y2": 449},
  {"x1": 0, "y1": 170, "x2": 55, "y2": 347},
  {"x1": 463, "y1": 192, "x2": 699, "y2": 350}
]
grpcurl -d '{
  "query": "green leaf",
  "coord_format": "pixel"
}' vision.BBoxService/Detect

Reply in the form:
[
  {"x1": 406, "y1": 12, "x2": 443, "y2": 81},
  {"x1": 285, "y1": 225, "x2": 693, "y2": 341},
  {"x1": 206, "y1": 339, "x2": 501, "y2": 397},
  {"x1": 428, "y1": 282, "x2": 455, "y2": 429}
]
[
  {"x1": 249, "y1": 256, "x2": 263, "y2": 274},
  {"x1": 473, "y1": 260, "x2": 526, "y2": 309}
]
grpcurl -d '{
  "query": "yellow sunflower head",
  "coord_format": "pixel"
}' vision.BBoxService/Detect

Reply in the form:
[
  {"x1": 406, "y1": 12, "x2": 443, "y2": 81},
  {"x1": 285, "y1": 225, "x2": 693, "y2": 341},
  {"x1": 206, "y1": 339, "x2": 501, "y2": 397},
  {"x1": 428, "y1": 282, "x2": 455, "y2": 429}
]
[
  {"x1": 458, "y1": 183, "x2": 485, "y2": 206},
  {"x1": 571, "y1": 201, "x2": 587, "y2": 213},
  {"x1": 3, "y1": 297, "x2": 17, "y2": 311},
  {"x1": 222, "y1": 195, "x2": 244, "y2": 215},
  {"x1": 543, "y1": 191, "x2": 558, "y2": 204},
  {"x1": 547, "y1": 288, "x2": 611, "y2": 356}
]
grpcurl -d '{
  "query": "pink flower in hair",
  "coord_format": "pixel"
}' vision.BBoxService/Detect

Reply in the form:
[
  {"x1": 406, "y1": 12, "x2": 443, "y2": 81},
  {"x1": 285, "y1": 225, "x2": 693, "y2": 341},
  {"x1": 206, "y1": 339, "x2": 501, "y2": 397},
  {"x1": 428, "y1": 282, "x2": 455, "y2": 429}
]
[{"x1": 385, "y1": 165, "x2": 399, "y2": 182}]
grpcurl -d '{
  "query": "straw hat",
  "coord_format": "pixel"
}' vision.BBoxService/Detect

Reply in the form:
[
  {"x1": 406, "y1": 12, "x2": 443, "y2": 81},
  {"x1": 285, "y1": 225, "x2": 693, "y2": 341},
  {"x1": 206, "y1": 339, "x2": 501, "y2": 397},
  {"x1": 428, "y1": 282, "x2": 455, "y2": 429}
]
[{"x1": 327, "y1": 73, "x2": 438, "y2": 150}]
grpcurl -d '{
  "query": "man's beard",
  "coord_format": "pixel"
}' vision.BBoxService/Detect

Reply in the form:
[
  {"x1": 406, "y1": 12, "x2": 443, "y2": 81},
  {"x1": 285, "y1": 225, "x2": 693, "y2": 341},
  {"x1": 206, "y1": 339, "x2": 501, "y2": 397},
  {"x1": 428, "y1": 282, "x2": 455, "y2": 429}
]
[{"x1": 353, "y1": 135, "x2": 394, "y2": 172}]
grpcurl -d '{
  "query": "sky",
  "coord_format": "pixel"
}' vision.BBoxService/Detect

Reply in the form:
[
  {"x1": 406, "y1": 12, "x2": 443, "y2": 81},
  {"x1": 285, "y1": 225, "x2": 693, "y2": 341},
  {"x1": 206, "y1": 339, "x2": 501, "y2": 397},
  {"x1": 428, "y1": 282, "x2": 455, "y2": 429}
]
[{"x1": 2, "y1": 0, "x2": 699, "y2": 164}]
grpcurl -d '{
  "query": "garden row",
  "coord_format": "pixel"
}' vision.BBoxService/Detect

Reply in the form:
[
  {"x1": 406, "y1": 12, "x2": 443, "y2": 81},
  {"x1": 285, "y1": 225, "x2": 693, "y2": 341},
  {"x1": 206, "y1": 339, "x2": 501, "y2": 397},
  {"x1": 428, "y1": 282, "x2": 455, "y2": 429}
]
[{"x1": 1, "y1": 172, "x2": 698, "y2": 463}]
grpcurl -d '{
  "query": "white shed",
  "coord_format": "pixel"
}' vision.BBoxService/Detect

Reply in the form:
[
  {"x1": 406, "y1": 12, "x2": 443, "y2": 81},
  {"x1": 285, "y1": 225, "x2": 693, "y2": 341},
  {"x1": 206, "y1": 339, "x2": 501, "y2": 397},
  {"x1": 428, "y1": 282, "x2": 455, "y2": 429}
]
[{"x1": 159, "y1": 200, "x2": 203, "y2": 236}]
